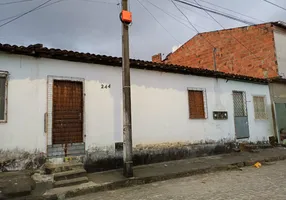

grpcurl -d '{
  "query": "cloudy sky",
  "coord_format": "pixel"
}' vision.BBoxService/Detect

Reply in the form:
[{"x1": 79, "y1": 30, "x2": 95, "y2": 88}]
[{"x1": 0, "y1": 0, "x2": 285, "y2": 60}]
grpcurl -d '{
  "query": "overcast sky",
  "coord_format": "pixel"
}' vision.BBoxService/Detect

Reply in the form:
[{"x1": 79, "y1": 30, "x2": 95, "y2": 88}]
[{"x1": 0, "y1": 0, "x2": 285, "y2": 60}]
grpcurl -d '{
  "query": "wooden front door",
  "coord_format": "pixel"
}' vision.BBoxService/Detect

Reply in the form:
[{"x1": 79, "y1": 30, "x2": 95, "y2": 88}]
[{"x1": 52, "y1": 80, "x2": 83, "y2": 145}]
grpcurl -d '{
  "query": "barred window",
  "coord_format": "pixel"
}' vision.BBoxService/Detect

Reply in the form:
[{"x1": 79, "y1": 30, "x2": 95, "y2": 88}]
[
  {"x1": 253, "y1": 96, "x2": 267, "y2": 119},
  {"x1": 188, "y1": 89, "x2": 206, "y2": 119},
  {"x1": 233, "y1": 91, "x2": 247, "y2": 117},
  {"x1": 0, "y1": 76, "x2": 7, "y2": 121}
]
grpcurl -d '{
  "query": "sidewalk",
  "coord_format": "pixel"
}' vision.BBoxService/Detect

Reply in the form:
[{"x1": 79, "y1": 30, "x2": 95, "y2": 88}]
[
  {"x1": 43, "y1": 147, "x2": 286, "y2": 199},
  {"x1": 0, "y1": 171, "x2": 34, "y2": 200}
]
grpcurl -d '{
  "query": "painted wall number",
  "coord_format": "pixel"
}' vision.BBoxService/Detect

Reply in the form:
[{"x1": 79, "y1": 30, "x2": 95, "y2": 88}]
[{"x1": 101, "y1": 84, "x2": 111, "y2": 89}]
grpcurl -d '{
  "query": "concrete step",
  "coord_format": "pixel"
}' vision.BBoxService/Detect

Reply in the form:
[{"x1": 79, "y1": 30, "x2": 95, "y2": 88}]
[
  {"x1": 54, "y1": 169, "x2": 87, "y2": 181},
  {"x1": 45, "y1": 162, "x2": 84, "y2": 174},
  {"x1": 53, "y1": 176, "x2": 89, "y2": 188}
]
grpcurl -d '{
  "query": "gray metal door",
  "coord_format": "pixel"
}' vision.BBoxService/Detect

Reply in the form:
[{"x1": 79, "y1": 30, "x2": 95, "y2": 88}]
[
  {"x1": 233, "y1": 91, "x2": 250, "y2": 139},
  {"x1": 274, "y1": 103, "x2": 286, "y2": 143}
]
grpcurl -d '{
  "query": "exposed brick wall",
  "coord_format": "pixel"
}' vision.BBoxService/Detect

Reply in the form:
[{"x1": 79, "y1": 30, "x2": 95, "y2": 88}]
[
  {"x1": 152, "y1": 53, "x2": 162, "y2": 63},
  {"x1": 162, "y1": 23, "x2": 278, "y2": 78}
]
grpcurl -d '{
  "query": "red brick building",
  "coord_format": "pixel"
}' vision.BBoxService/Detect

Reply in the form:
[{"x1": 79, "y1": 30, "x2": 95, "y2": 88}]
[{"x1": 152, "y1": 21, "x2": 286, "y2": 79}]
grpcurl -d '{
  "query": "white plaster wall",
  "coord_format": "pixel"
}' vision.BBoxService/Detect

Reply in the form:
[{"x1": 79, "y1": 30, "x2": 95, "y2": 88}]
[
  {"x1": 0, "y1": 53, "x2": 274, "y2": 152},
  {"x1": 274, "y1": 29, "x2": 286, "y2": 78}
]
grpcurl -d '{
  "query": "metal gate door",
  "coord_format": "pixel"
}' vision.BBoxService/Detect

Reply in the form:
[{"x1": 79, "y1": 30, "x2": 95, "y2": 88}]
[
  {"x1": 233, "y1": 91, "x2": 250, "y2": 139},
  {"x1": 274, "y1": 103, "x2": 286, "y2": 143},
  {"x1": 52, "y1": 80, "x2": 83, "y2": 145}
]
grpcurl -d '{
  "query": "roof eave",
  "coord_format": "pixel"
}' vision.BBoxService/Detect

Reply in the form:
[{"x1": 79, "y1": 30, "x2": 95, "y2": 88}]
[
  {"x1": 0, "y1": 43, "x2": 268, "y2": 84},
  {"x1": 272, "y1": 21, "x2": 286, "y2": 29}
]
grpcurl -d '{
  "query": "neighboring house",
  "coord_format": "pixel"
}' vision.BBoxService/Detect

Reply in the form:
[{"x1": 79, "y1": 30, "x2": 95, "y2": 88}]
[
  {"x1": 152, "y1": 21, "x2": 286, "y2": 144},
  {"x1": 152, "y1": 21, "x2": 286, "y2": 79},
  {"x1": 0, "y1": 44, "x2": 274, "y2": 171},
  {"x1": 269, "y1": 79, "x2": 286, "y2": 143}
]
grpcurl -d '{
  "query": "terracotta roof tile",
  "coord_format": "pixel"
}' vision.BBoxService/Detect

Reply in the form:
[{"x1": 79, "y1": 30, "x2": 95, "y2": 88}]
[{"x1": 0, "y1": 43, "x2": 268, "y2": 84}]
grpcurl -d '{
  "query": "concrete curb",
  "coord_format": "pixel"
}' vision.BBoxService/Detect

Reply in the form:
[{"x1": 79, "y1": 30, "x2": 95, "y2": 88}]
[{"x1": 42, "y1": 154, "x2": 286, "y2": 200}]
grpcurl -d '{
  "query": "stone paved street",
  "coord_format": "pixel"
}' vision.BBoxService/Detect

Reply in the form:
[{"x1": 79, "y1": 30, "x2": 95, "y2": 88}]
[{"x1": 71, "y1": 160, "x2": 286, "y2": 200}]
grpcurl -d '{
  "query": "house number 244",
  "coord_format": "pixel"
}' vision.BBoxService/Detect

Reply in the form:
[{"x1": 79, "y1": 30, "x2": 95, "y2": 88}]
[{"x1": 101, "y1": 84, "x2": 111, "y2": 89}]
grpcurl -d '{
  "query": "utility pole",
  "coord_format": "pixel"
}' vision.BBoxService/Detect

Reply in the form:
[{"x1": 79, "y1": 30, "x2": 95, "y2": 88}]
[{"x1": 121, "y1": 0, "x2": 133, "y2": 177}]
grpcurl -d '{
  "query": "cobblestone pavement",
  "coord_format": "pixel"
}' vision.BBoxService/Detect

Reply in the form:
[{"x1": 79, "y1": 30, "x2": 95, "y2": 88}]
[{"x1": 71, "y1": 160, "x2": 286, "y2": 200}]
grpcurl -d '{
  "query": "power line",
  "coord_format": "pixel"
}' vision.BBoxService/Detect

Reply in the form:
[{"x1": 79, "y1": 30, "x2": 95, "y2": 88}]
[
  {"x1": 170, "y1": 0, "x2": 215, "y2": 48},
  {"x1": 0, "y1": 0, "x2": 53, "y2": 29},
  {"x1": 137, "y1": 0, "x2": 202, "y2": 59},
  {"x1": 135, "y1": 0, "x2": 183, "y2": 44},
  {"x1": 79, "y1": 0, "x2": 118, "y2": 4},
  {"x1": 170, "y1": 0, "x2": 202, "y2": 34},
  {"x1": 193, "y1": 0, "x2": 265, "y2": 23},
  {"x1": 178, "y1": 4, "x2": 227, "y2": 24},
  {"x1": 173, "y1": 0, "x2": 256, "y2": 25},
  {"x1": 193, "y1": 0, "x2": 265, "y2": 63},
  {"x1": 176, "y1": 2, "x2": 218, "y2": 21},
  {"x1": 179, "y1": 0, "x2": 276, "y2": 35},
  {"x1": 194, "y1": 0, "x2": 225, "y2": 29},
  {"x1": 144, "y1": 0, "x2": 197, "y2": 32},
  {"x1": 0, "y1": 0, "x2": 34, "y2": 6},
  {"x1": 0, "y1": 0, "x2": 67, "y2": 24},
  {"x1": 262, "y1": 0, "x2": 286, "y2": 11},
  {"x1": 0, "y1": 0, "x2": 118, "y2": 24},
  {"x1": 177, "y1": 0, "x2": 256, "y2": 25},
  {"x1": 146, "y1": 0, "x2": 208, "y2": 31}
]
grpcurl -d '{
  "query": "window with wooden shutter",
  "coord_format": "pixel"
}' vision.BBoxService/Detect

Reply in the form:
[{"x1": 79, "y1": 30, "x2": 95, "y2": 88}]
[
  {"x1": 253, "y1": 96, "x2": 267, "y2": 119},
  {"x1": 188, "y1": 89, "x2": 206, "y2": 119}
]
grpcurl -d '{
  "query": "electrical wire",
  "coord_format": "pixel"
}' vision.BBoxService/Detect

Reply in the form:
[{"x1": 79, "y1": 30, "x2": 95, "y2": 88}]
[
  {"x1": 178, "y1": 4, "x2": 226, "y2": 24},
  {"x1": 136, "y1": 0, "x2": 203, "y2": 58},
  {"x1": 193, "y1": 0, "x2": 266, "y2": 65},
  {"x1": 0, "y1": 0, "x2": 34, "y2": 6},
  {"x1": 0, "y1": 0, "x2": 117, "y2": 25},
  {"x1": 79, "y1": 0, "x2": 118, "y2": 4},
  {"x1": 0, "y1": 0, "x2": 67, "y2": 23},
  {"x1": 174, "y1": 0, "x2": 277, "y2": 38},
  {"x1": 135, "y1": 0, "x2": 184, "y2": 44},
  {"x1": 177, "y1": 2, "x2": 218, "y2": 21},
  {"x1": 192, "y1": 0, "x2": 265, "y2": 23},
  {"x1": 173, "y1": 0, "x2": 256, "y2": 25},
  {"x1": 194, "y1": 0, "x2": 224, "y2": 28},
  {"x1": 147, "y1": 0, "x2": 208, "y2": 31},
  {"x1": 179, "y1": 0, "x2": 277, "y2": 36},
  {"x1": 0, "y1": 0, "x2": 53, "y2": 29},
  {"x1": 262, "y1": 0, "x2": 286, "y2": 11},
  {"x1": 170, "y1": 0, "x2": 202, "y2": 35},
  {"x1": 170, "y1": 0, "x2": 215, "y2": 48},
  {"x1": 145, "y1": 0, "x2": 197, "y2": 32}
]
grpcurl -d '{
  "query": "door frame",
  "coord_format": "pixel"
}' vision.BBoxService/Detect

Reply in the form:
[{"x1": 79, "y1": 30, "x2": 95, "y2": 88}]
[
  {"x1": 272, "y1": 102, "x2": 281, "y2": 143},
  {"x1": 46, "y1": 76, "x2": 86, "y2": 150},
  {"x1": 232, "y1": 90, "x2": 250, "y2": 139}
]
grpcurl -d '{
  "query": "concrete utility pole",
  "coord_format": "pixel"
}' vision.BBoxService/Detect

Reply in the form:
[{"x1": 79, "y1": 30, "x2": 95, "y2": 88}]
[{"x1": 121, "y1": 0, "x2": 133, "y2": 177}]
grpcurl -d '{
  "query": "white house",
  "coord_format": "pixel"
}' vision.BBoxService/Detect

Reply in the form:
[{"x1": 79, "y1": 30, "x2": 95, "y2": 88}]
[{"x1": 0, "y1": 44, "x2": 274, "y2": 171}]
